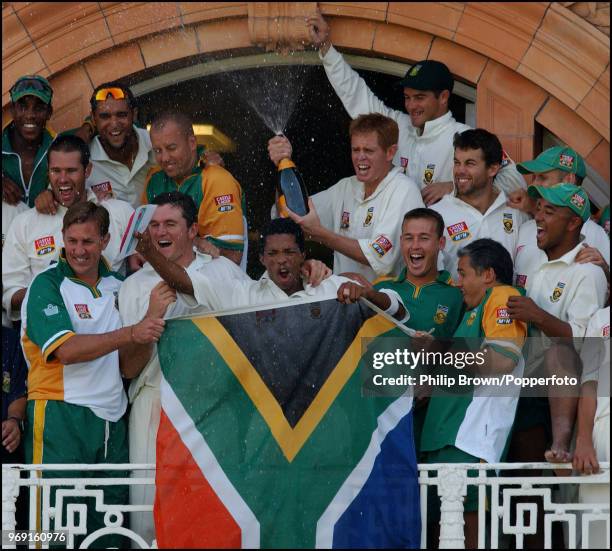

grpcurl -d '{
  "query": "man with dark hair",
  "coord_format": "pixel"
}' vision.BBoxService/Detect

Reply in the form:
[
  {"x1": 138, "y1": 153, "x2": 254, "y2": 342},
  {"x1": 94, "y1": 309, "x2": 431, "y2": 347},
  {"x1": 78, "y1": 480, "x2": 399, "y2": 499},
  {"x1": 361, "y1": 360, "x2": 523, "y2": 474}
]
[
  {"x1": 302, "y1": 10, "x2": 526, "y2": 206},
  {"x1": 512, "y1": 146, "x2": 609, "y2": 271},
  {"x1": 2, "y1": 135, "x2": 134, "y2": 323},
  {"x1": 420, "y1": 237, "x2": 527, "y2": 548},
  {"x1": 143, "y1": 110, "x2": 247, "y2": 267},
  {"x1": 510, "y1": 184, "x2": 607, "y2": 464},
  {"x1": 118, "y1": 190, "x2": 250, "y2": 542},
  {"x1": 430, "y1": 128, "x2": 527, "y2": 281},
  {"x1": 269, "y1": 113, "x2": 424, "y2": 282},
  {"x1": 20, "y1": 200, "x2": 163, "y2": 547},
  {"x1": 2, "y1": 75, "x2": 55, "y2": 207}
]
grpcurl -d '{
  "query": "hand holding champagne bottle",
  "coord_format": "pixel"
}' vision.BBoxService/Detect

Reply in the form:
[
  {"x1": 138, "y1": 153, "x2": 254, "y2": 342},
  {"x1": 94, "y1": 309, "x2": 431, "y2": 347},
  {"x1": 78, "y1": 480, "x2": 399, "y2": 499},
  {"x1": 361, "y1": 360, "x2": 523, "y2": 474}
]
[{"x1": 269, "y1": 134, "x2": 310, "y2": 217}]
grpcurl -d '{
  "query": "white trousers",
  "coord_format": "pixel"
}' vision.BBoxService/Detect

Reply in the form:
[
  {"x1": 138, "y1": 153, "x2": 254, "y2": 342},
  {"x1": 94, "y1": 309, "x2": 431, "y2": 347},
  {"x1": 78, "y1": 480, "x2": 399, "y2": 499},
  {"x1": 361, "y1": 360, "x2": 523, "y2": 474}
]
[{"x1": 129, "y1": 385, "x2": 161, "y2": 546}]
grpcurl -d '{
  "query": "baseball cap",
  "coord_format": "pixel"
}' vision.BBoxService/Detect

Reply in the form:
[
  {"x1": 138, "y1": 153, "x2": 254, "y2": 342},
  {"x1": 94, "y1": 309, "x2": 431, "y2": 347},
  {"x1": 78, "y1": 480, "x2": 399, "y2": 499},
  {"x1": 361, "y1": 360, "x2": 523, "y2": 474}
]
[
  {"x1": 528, "y1": 183, "x2": 590, "y2": 222},
  {"x1": 10, "y1": 75, "x2": 53, "y2": 105},
  {"x1": 397, "y1": 60, "x2": 454, "y2": 92},
  {"x1": 517, "y1": 146, "x2": 586, "y2": 178}
]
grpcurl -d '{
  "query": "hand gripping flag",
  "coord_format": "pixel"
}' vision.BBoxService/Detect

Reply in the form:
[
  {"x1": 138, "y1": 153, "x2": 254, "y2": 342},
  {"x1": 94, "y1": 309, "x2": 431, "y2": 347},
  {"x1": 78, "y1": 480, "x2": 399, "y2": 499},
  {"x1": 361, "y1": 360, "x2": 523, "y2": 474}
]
[{"x1": 154, "y1": 298, "x2": 420, "y2": 548}]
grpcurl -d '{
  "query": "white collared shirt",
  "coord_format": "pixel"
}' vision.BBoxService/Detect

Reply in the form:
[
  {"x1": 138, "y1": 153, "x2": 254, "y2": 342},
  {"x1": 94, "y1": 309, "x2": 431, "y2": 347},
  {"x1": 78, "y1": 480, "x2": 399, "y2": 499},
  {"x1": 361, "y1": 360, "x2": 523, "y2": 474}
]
[
  {"x1": 2, "y1": 193, "x2": 134, "y2": 320},
  {"x1": 430, "y1": 191, "x2": 527, "y2": 280},
  {"x1": 87, "y1": 126, "x2": 157, "y2": 208},
  {"x1": 320, "y1": 45, "x2": 526, "y2": 194},
  {"x1": 311, "y1": 166, "x2": 424, "y2": 281}
]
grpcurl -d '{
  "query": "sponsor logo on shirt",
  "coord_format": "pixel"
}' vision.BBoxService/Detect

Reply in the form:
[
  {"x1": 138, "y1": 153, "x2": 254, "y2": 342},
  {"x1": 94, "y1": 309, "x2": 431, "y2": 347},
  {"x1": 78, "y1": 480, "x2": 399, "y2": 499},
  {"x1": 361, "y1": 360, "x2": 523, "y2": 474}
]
[
  {"x1": 44, "y1": 304, "x2": 59, "y2": 317},
  {"x1": 466, "y1": 310, "x2": 477, "y2": 326},
  {"x1": 603, "y1": 325, "x2": 610, "y2": 337},
  {"x1": 215, "y1": 194, "x2": 233, "y2": 206},
  {"x1": 215, "y1": 195, "x2": 234, "y2": 212},
  {"x1": 34, "y1": 236, "x2": 55, "y2": 256},
  {"x1": 559, "y1": 154, "x2": 574, "y2": 170},
  {"x1": 503, "y1": 212, "x2": 514, "y2": 234},
  {"x1": 363, "y1": 207, "x2": 374, "y2": 227},
  {"x1": 515, "y1": 274, "x2": 527, "y2": 287},
  {"x1": 74, "y1": 303, "x2": 93, "y2": 319},
  {"x1": 447, "y1": 222, "x2": 471, "y2": 242},
  {"x1": 496, "y1": 307, "x2": 512, "y2": 324},
  {"x1": 550, "y1": 281, "x2": 566, "y2": 303},
  {"x1": 340, "y1": 211, "x2": 350, "y2": 230},
  {"x1": 371, "y1": 236, "x2": 393, "y2": 257},
  {"x1": 434, "y1": 304, "x2": 449, "y2": 325},
  {"x1": 91, "y1": 181, "x2": 114, "y2": 202},
  {"x1": 423, "y1": 164, "x2": 435, "y2": 185}
]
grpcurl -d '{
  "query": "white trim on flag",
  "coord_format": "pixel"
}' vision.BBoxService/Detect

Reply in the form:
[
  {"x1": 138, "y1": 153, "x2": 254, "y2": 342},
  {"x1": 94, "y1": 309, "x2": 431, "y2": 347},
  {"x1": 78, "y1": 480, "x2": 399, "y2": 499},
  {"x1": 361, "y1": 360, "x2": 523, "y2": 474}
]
[
  {"x1": 315, "y1": 394, "x2": 414, "y2": 548},
  {"x1": 160, "y1": 375, "x2": 261, "y2": 548}
]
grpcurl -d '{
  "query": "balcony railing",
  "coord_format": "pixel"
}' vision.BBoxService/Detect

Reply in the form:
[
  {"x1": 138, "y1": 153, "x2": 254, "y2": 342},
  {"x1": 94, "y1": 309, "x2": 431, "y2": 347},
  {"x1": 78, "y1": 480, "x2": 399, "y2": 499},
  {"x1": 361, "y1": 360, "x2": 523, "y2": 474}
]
[{"x1": 2, "y1": 462, "x2": 609, "y2": 549}]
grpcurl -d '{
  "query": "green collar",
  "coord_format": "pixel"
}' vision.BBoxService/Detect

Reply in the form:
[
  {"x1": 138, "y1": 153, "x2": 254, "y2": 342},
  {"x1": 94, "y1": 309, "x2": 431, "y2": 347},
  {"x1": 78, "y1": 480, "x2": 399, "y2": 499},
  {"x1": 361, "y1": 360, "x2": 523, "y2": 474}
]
[
  {"x1": 2, "y1": 122, "x2": 55, "y2": 158},
  {"x1": 396, "y1": 268, "x2": 453, "y2": 286}
]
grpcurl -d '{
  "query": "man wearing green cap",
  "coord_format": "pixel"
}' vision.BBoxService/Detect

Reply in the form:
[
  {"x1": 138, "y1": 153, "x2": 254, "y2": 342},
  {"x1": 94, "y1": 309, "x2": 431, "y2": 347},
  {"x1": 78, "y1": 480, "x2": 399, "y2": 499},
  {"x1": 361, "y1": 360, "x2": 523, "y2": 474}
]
[
  {"x1": 297, "y1": 9, "x2": 526, "y2": 206},
  {"x1": 509, "y1": 183, "x2": 607, "y2": 465},
  {"x1": 513, "y1": 146, "x2": 609, "y2": 270},
  {"x1": 2, "y1": 75, "x2": 55, "y2": 207}
]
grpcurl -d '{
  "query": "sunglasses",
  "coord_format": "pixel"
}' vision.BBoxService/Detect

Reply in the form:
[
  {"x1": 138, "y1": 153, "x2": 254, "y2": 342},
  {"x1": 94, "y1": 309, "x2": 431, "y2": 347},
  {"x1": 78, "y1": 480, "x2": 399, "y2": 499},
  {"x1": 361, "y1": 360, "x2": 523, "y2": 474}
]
[
  {"x1": 94, "y1": 87, "x2": 128, "y2": 102},
  {"x1": 11, "y1": 77, "x2": 52, "y2": 94}
]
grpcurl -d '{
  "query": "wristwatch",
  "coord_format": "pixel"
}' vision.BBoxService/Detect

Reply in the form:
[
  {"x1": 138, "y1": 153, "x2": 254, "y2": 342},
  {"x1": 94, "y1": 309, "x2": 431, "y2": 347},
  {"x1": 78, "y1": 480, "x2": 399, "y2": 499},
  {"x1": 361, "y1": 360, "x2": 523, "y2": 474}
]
[{"x1": 7, "y1": 416, "x2": 25, "y2": 432}]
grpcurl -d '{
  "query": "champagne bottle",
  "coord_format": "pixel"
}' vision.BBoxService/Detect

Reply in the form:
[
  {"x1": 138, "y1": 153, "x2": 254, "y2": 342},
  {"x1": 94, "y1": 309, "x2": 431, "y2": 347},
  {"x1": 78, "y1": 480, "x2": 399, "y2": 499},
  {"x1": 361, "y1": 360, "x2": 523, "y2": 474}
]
[{"x1": 276, "y1": 158, "x2": 310, "y2": 217}]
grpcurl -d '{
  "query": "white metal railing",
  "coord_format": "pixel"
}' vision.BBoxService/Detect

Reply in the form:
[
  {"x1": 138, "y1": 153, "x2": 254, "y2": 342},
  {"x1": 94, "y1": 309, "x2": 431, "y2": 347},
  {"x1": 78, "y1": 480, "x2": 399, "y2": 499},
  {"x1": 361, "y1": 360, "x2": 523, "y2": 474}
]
[{"x1": 2, "y1": 462, "x2": 609, "y2": 549}]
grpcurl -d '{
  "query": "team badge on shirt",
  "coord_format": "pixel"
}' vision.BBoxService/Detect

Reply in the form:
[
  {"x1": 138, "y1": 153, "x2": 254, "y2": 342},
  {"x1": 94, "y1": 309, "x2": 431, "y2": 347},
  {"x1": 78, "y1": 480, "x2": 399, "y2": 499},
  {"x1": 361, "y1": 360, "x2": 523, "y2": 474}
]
[
  {"x1": 423, "y1": 164, "x2": 435, "y2": 185},
  {"x1": 503, "y1": 213, "x2": 514, "y2": 234},
  {"x1": 559, "y1": 154, "x2": 575, "y2": 170},
  {"x1": 447, "y1": 222, "x2": 470, "y2": 242},
  {"x1": 434, "y1": 304, "x2": 449, "y2": 325},
  {"x1": 371, "y1": 236, "x2": 393, "y2": 257},
  {"x1": 515, "y1": 274, "x2": 527, "y2": 287},
  {"x1": 466, "y1": 310, "x2": 477, "y2": 326},
  {"x1": 363, "y1": 207, "x2": 374, "y2": 227},
  {"x1": 215, "y1": 194, "x2": 234, "y2": 212},
  {"x1": 603, "y1": 325, "x2": 610, "y2": 337},
  {"x1": 550, "y1": 282, "x2": 566, "y2": 303},
  {"x1": 34, "y1": 236, "x2": 55, "y2": 256},
  {"x1": 74, "y1": 304, "x2": 93, "y2": 319},
  {"x1": 44, "y1": 304, "x2": 59, "y2": 317},
  {"x1": 340, "y1": 211, "x2": 350, "y2": 230},
  {"x1": 496, "y1": 307, "x2": 512, "y2": 325}
]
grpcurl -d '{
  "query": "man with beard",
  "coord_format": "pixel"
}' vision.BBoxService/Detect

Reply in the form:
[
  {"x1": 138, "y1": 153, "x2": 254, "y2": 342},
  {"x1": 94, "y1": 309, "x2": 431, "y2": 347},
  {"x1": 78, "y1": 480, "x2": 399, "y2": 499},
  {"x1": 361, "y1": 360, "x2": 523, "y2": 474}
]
[
  {"x1": 429, "y1": 129, "x2": 527, "y2": 281},
  {"x1": 2, "y1": 135, "x2": 134, "y2": 322}
]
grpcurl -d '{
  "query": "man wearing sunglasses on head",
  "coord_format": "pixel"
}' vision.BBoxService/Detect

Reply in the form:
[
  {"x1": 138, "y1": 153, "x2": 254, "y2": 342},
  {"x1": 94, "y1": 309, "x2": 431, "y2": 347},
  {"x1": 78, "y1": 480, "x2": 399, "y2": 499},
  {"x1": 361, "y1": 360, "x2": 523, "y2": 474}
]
[{"x1": 2, "y1": 75, "x2": 55, "y2": 208}]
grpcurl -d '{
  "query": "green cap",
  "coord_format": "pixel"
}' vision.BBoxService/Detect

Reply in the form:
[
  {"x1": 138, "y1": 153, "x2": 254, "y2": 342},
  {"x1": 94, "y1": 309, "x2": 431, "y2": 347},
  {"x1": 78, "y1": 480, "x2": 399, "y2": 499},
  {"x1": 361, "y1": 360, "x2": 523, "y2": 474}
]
[
  {"x1": 517, "y1": 146, "x2": 586, "y2": 178},
  {"x1": 397, "y1": 60, "x2": 454, "y2": 92},
  {"x1": 528, "y1": 183, "x2": 590, "y2": 222},
  {"x1": 10, "y1": 75, "x2": 53, "y2": 105}
]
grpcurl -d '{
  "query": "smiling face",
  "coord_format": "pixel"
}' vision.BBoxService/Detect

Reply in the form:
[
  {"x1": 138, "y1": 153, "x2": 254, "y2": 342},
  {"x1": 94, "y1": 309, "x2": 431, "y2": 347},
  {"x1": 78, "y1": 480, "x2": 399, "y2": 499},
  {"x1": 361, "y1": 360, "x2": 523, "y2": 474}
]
[
  {"x1": 351, "y1": 131, "x2": 396, "y2": 190},
  {"x1": 10, "y1": 96, "x2": 52, "y2": 144},
  {"x1": 533, "y1": 198, "x2": 581, "y2": 253},
  {"x1": 453, "y1": 147, "x2": 499, "y2": 198},
  {"x1": 92, "y1": 97, "x2": 135, "y2": 152},
  {"x1": 403, "y1": 88, "x2": 448, "y2": 130},
  {"x1": 63, "y1": 220, "x2": 109, "y2": 284},
  {"x1": 48, "y1": 150, "x2": 89, "y2": 207},
  {"x1": 147, "y1": 204, "x2": 198, "y2": 267},
  {"x1": 260, "y1": 233, "x2": 305, "y2": 295},
  {"x1": 401, "y1": 217, "x2": 445, "y2": 283},
  {"x1": 150, "y1": 120, "x2": 197, "y2": 181}
]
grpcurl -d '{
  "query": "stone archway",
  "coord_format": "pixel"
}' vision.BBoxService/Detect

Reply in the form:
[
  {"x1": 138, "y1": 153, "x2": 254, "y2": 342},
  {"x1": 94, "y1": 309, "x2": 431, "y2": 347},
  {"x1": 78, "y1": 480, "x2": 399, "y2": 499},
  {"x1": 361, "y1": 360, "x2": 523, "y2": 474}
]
[{"x1": 2, "y1": 2, "x2": 609, "y2": 185}]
